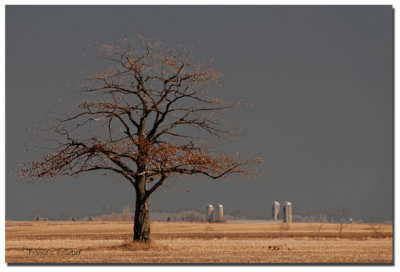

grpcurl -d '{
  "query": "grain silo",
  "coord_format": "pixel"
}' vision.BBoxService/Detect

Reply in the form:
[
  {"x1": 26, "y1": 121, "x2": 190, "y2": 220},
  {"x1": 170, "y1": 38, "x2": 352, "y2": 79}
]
[
  {"x1": 206, "y1": 204, "x2": 214, "y2": 222},
  {"x1": 272, "y1": 201, "x2": 280, "y2": 220},
  {"x1": 283, "y1": 201, "x2": 292, "y2": 223},
  {"x1": 215, "y1": 204, "x2": 224, "y2": 222}
]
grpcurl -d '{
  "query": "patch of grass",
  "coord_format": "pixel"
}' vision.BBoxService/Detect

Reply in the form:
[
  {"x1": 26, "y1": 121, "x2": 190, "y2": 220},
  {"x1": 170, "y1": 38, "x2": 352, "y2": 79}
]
[{"x1": 5, "y1": 221, "x2": 393, "y2": 263}]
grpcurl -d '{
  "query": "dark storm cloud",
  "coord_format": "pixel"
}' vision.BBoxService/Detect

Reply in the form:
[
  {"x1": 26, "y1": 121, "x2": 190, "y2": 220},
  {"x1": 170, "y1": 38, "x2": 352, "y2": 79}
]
[{"x1": 6, "y1": 6, "x2": 393, "y2": 222}]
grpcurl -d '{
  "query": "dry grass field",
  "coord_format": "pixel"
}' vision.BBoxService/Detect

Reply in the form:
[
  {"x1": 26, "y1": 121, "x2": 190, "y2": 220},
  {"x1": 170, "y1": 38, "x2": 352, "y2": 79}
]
[{"x1": 5, "y1": 221, "x2": 392, "y2": 264}]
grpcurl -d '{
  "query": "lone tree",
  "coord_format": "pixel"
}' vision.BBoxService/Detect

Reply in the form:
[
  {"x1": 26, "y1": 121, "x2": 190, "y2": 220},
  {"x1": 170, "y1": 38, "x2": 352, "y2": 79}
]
[{"x1": 19, "y1": 37, "x2": 261, "y2": 242}]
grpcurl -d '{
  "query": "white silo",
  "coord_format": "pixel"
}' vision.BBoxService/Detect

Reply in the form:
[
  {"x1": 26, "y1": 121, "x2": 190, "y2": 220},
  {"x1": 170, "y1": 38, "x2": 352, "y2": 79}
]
[
  {"x1": 283, "y1": 201, "x2": 292, "y2": 223},
  {"x1": 215, "y1": 204, "x2": 224, "y2": 222},
  {"x1": 272, "y1": 201, "x2": 280, "y2": 220},
  {"x1": 206, "y1": 204, "x2": 214, "y2": 222}
]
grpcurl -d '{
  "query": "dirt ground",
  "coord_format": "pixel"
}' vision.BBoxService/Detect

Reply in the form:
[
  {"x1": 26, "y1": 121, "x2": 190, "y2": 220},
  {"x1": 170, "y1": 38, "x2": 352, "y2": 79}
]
[{"x1": 5, "y1": 221, "x2": 393, "y2": 264}]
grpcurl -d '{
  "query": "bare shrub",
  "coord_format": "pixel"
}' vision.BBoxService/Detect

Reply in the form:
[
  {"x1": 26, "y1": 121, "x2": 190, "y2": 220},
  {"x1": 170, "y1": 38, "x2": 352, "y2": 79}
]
[
  {"x1": 369, "y1": 224, "x2": 385, "y2": 238},
  {"x1": 316, "y1": 223, "x2": 323, "y2": 238},
  {"x1": 338, "y1": 221, "x2": 344, "y2": 238}
]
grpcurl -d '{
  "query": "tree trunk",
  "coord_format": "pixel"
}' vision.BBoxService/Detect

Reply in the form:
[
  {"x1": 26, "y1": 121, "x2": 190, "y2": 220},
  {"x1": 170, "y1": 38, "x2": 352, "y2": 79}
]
[{"x1": 133, "y1": 177, "x2": 151, "y2": 242}]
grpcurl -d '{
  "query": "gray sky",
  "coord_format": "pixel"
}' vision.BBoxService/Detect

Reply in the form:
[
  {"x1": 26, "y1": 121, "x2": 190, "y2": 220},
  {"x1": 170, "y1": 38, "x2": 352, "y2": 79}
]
[{"x1": 6, "y1": 6, "x2": 393, "y2": 222}]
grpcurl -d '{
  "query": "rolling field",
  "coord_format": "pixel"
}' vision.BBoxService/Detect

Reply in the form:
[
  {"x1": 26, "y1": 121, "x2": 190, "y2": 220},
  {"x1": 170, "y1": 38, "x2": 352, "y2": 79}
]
[{"x1": 5, "y1": 221, "x2": 393, "y2": 264}]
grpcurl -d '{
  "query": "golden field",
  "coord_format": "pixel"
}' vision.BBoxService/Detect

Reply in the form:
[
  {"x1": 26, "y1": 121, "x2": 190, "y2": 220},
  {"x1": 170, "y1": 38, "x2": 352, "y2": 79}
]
[{"x1": 5, "y1": 221, "x2": 393, "y2": 264}]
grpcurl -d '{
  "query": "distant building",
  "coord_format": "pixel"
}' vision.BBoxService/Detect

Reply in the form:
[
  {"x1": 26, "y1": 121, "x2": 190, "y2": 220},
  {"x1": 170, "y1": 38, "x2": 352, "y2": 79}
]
[
  {"x1": 206, "y1": 204, "x2": 214, "y2": 222},
  {"x1": 272, "y1": 201, "x2": 280, "y2": 220},
  {"x1": 283, "y1": 202, "x2": 292, "y2": 223},
  {"x1": 206, "y1": 204, "x2": 224, "y2": 222},
  {"x1": 215, "y1": 204, "x2": 224, "y2": 222}
]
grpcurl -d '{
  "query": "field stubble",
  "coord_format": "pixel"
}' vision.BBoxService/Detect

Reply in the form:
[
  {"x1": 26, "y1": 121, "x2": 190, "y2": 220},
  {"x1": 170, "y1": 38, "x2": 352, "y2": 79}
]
[{"x1": 5, "y1": 221, "x2": 392, "y2": 263}]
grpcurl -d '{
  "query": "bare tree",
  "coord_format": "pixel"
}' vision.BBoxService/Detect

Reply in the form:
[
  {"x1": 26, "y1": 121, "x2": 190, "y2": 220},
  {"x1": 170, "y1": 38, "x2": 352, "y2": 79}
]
[
  {"x1": 121, "y1": 205, "x2": 133, "y2": 221},
  {"x1": 369, "y1": 224, "x2": 384, "y2": 238},
  {"x1": 18, "y1": 37, "x2": 262, "y2": 242}
]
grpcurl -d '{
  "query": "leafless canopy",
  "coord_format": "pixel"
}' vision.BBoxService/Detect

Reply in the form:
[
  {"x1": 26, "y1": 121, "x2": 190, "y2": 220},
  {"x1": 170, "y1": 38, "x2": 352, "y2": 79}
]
[{"x1": 20, "y1": 36, "x2": 262, "y2": 196}]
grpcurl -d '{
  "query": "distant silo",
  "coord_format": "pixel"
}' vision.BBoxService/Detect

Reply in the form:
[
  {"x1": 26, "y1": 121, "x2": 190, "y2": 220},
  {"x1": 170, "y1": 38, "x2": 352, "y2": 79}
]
[
  {"x1": 283, "y1": 202, "x2": 292, "y2": 223},
  {"x1": 215, "y1": 204, "x2": 224, "y2": 222},
  {"x1": 206, "y1": 204, "x2": 214, "y2": 222},
  {"x1": 272, "y1": 201, "x2": 280, "y2": 220}
]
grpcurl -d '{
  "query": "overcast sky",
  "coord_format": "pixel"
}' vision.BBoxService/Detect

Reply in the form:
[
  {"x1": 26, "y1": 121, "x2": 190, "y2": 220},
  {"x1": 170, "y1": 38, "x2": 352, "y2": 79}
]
[{"x1": 6, "y1": 5, "x2": 393, "y2": 222}]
